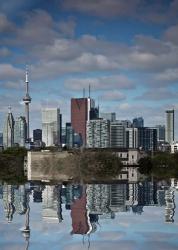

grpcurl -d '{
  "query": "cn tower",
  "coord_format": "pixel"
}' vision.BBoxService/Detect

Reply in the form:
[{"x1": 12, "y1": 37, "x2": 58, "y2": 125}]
[{"x1": 23, "y1": 66, "x2": 31, "y2": 142}]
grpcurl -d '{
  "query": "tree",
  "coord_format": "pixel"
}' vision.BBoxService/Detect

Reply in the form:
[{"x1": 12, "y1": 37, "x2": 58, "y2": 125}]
[{"x1": 138, "y1": 156, "x2": 153, "y2": 175}]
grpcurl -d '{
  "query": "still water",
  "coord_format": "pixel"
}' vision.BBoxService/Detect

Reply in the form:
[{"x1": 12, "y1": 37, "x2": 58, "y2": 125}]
[{"x1": 0, "y1": 180, "x2": 178, "y2": 250}]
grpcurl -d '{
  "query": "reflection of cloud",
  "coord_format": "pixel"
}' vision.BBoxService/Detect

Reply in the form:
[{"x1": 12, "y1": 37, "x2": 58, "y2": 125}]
[
  {"x1": 63, "y1": 240, "x2": 137, "y2": 250},
  {"x1": 0, "y1": 243, "x2": 24, "y2": 250},
  {"x1": 144, "y1": 241, "x2": 178, "y2": 250},
  {"x1": 136, "y1": 231, "x2": 178, "y2": 241},
  {"x1": 97, "y1": 231, "x2": 126, "y2": 240}
]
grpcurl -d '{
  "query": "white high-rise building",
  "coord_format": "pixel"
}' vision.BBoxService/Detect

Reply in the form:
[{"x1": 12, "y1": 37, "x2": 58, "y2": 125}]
[
  {"x1": 3, "y1": 107, "x2": 15, "y2": 148},
  {"x1": 42, "y1": 108, "x2": 61, "y2": 147},
  {"x1": 165, "y1": 109, "x2": 174, "y2": 144},
  {"x1": 125, "y1": 127, "x2": 138, "y2": 148},
  {"x1": 14, "y1": 116, "x2": 27, "y2": 147},
  {"x1": 86, "y1": 119, "x2": 110, "y2": 148}
]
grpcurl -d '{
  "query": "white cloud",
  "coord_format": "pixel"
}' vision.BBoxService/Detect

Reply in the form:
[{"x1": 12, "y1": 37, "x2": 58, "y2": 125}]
[
  {"x1": 0, "y1": 13, "x2": 15, "y2": 33},
  {"x1": 0, "y1": 64, "x2": 23, "y2": 80},
  {"x1": 100, "y1": 91, "x2": 126, "y2": 102},
  {"x1": 64, "y1": 75, "x2": 134, "y2": 91}
]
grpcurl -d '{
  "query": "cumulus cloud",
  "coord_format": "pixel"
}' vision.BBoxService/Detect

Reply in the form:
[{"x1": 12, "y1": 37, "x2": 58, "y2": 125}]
[
  {"x1": 100, "y1": 91, "x2": 126, "y2": 102},
  {"x1": 0, "y1": 64, "x2": 23, "y2": 80},
  {"x1": 136, "y1": 88, "x2": 178, "y2": 101},
  {"x1": 62, "y1": 0, "x2": 139, "y2": 18},
  {"x1": 64, "y1": 75, "x2": 134, "y2": 91},
  {"x1": 164, "y1": 24, "x2": 178, "y2": 45},
  {"x1": 61, "y1": 0, "x2": 178, "y2": 23},
  {"x1": 0, "y1": 47, "x2": 11, "y2": 57},
  {"x1": 154, "y1": 68, "x2": 178, "y2": 82},
  {"x1": 0, "y1": 13, "x2": 15, "y2": 33}
]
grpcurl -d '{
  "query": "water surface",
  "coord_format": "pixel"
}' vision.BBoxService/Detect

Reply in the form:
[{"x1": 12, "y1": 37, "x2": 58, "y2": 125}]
[{"x1": 0, "y1": 180, "x2": 178, "y2": 250}]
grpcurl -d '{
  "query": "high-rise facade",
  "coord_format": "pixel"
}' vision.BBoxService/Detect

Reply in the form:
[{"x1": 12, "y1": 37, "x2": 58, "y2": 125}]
[
  {"x1": 100, "y1": 112, "x2": 116, "y2": 122},
  {"x1": 155, "y1": 125, "x2": 165, "y2": 143},
  {"x1": 138, "y1": 127, "x2": 157, "y2": 151},
  {"x1": 14, "y1": 116, "x2": 27, "y2": 147},
  {"x1": 23, "y1": 67, "x2": 31, "y2": 142},
  {"x1": 110, "y1": 121, "x2": 126, "y2": 148},
  {"x1": 42, "y1": 108, "x2": 61, "y2": 147},
  {"x1": 0, "y1": 133, "x2": 3, "y2": 146},
  {"x1": 133, "y1": 117, "x2": 144, "y2": 128},
  {"x1": 33, "y1": 129, "x2": 42, "y2": 142},
  {"x1": 71, "y1": 98, "x2": 98, "y2": 146},
  {"x1": 66, "y1": 123, "x2": 74, "y2": 148},
  {"x1": 86, "y1": 119, "x2": 110, "y2": 148},
  {"x1": 165, "y1": 109, "x2": 174, "y2": 144},
  {"x1": 125, "y1": 127, "x2": 138, "y2": 148},
  {"x1": 3, "y1": 108, "x2": 15, "y2": 148}
]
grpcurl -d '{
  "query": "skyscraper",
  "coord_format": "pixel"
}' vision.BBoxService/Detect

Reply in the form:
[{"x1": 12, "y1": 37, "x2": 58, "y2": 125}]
[
  {"x1": 3, "y1": 107, "x2": 15, "y2": 148},
  {"x1": 110, "y1": 121, "x2": 126, "y2": 148},
  {"x1": 14, "y1": 116, "x2": 27, "y2": 147},
  {"x1": 71, "y1": 97, "x2": 98, "y2": 146},
  {"x1": 165, "y1": 109, "x2": 174, "y2": 144},
  {"x1": 66, "y1": 123, "x2": 74, "y2": 148},
  {"x1": 126, "y1": 127, "x2": 138, "y2": 148},
  {"x1": 0, "y1": 133, "x2": 3, "y2": 146},
  {"x1": 33, "y1": 129, "x2": 42, "y2": 142},
  {"x1": 155, "y1": 125, "x2": 165, "y2": 143},
  {"x1": 133, "y1": 117, "x2": 144, "y2": 128},
  {"x1": 86, "y1": 119, "x2": 110, "y2": 148},
  {"x1": 100, "y1": 112, "x2": 116, "y2": 122},
  {"x1": 42, "y1": 108, "x2": 61, "y2": 147},
  {"x1": 138, "y1": 127, "x2": 157, "y2": 151},
  {"x1": 23, "y1": 67, "x2": 31, "y2": 142}
]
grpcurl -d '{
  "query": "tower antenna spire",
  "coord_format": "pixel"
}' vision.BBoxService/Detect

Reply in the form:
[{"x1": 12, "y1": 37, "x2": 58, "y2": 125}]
[
  {"x1": 89, "y1": 84, "x2": 91, "y2": 98},
  {"x1": 83, "y1": 88, "x2": 85, "y2": 98},
  {"x1": 23, "y1": 65, "x2": 31, "y2": 142}
]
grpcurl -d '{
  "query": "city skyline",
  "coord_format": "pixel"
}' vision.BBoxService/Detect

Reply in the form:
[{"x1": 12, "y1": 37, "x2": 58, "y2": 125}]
[{"x1": 0, "y1": 1, "x2": 178, "y2": 137}]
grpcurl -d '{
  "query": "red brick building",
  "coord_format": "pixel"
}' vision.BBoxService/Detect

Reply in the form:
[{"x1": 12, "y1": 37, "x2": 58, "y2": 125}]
[{"x1": 71, "y1": 98, "x2": 88, "y2": 145}]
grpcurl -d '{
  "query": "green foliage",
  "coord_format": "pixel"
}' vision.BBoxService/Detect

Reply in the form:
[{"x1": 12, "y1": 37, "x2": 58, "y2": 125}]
[
  {"x1": 1, "y1": 147, "x2": 27, "y2": 157},
  {"x1": 138, "y1": 152, "x2": 178, "y2": 178},
  {"x1": 138, "y1": 157, "x2": 153, "y2": 175},
  {"x1": 0, "y1": 147, "x2": 27, "y2": 183}
]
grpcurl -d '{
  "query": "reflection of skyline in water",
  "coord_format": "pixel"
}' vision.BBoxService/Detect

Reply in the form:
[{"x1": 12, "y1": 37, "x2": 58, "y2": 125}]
[{"x1": 0, "y1": 179, "x2": 177, "y2": 234}]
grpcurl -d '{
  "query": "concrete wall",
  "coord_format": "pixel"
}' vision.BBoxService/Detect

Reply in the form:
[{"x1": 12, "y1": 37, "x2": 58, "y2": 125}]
[{"x1": 27, "y1": 151, "x2": 70, "y2": 181}]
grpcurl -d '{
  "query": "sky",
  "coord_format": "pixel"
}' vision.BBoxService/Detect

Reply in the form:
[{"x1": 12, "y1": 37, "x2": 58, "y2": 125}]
[{"x1": 0, "y1": 0, "x2": 178, "y2": 137}]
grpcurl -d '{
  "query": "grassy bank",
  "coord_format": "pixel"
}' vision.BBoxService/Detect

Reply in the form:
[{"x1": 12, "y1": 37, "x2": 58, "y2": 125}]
[
  {"x1": 0, "y1": 147, "x2": 27, "y2": 183},
  {"x1": 138, "y1": 152, "x2": 178, "y2": 179}
]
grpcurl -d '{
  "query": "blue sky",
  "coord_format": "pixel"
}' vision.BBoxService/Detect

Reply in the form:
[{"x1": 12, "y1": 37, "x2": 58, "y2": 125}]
[{"x1": 0, "y1": 0, "x2": 178, "y2": 137}]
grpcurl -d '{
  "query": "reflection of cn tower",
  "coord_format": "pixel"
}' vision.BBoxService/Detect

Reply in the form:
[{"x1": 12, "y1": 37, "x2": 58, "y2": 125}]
[
  {"x1": 20, "y1": 191, "x2": 30, "y2": 250},
  {"x1": 23, "y1": 66, "x2": 31, "y2": 142},
  {"x1": 165, "y1": 189, "x2": 175, "y2": 223}
]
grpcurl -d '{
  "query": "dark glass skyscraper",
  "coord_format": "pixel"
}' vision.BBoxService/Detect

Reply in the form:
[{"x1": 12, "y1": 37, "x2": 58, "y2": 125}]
[
  {"x1": 133, "y1": 117, "x2": 144, "y2": 128},
  {"x1": 33, "y1": 129, "x2": 42, "y2": 142},
  {"x1": 138, "y1": 127, "x2": 157, "y2": 151}
]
